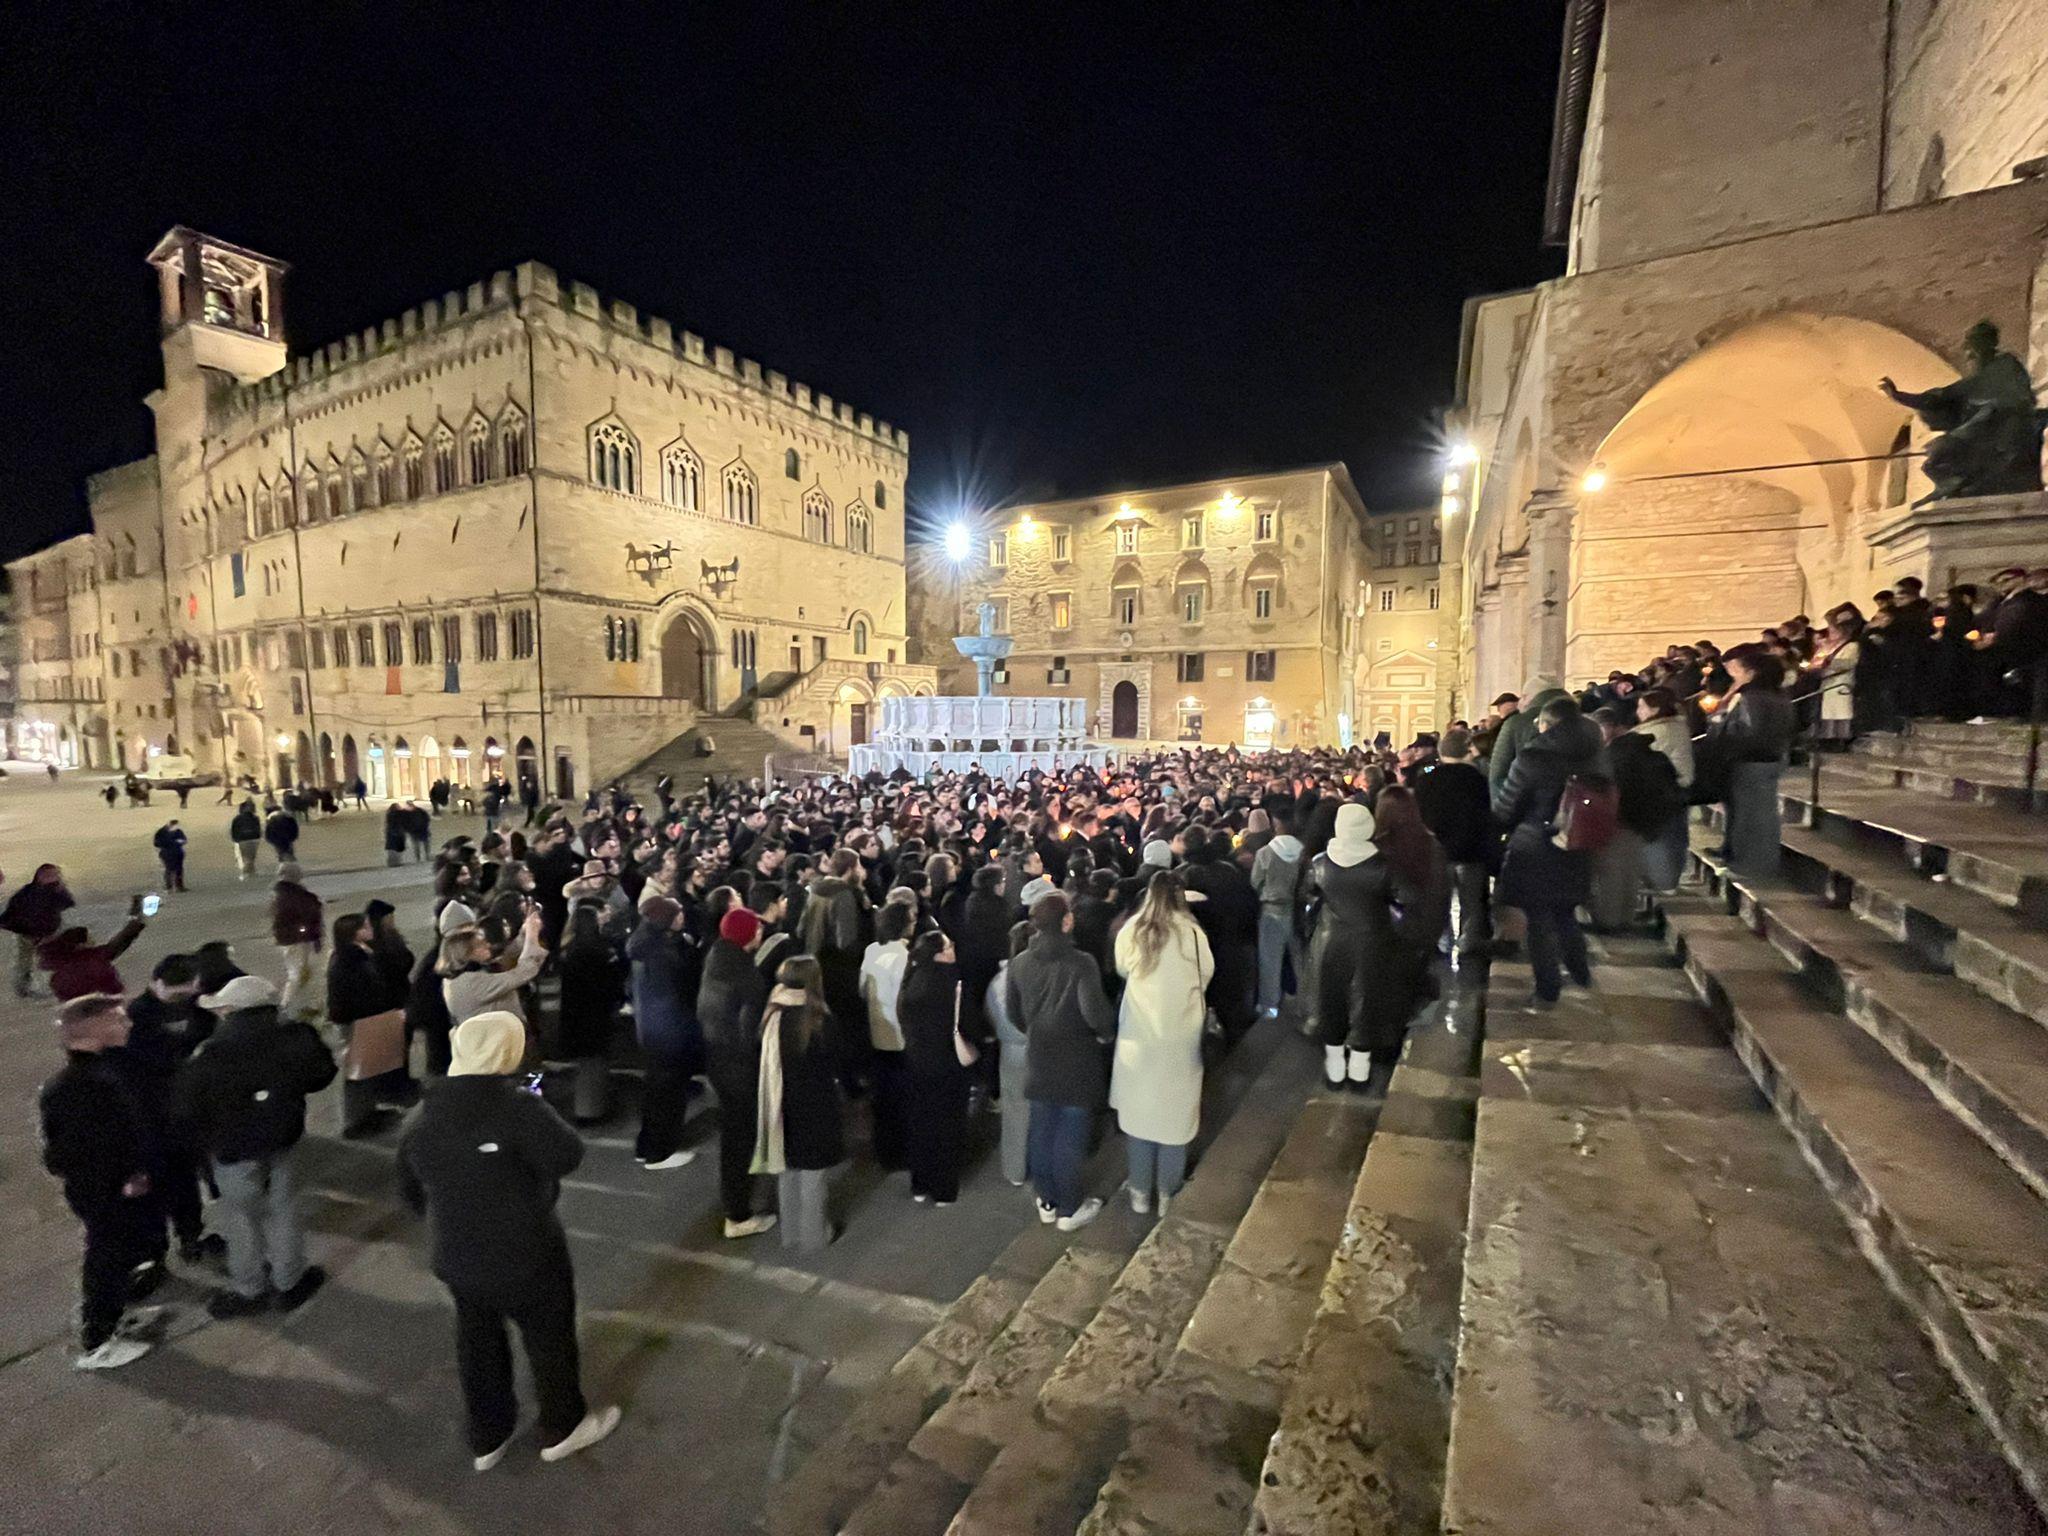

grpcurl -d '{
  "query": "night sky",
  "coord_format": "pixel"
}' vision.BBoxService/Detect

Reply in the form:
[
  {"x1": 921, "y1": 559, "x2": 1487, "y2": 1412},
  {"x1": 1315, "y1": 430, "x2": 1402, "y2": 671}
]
[{"x1": 0, "y1": 3, "x2": 1566, "y2": 562}]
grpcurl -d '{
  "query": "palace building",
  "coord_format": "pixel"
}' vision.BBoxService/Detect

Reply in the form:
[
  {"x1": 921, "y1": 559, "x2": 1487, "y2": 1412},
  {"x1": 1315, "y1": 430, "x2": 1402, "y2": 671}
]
[
  {"x1": 909, "y1": 466, "x2": 1454, "y2": 750},
  {"x1": 1451, "y1": 0, "x2": 2048, "y2": 707},
  {"x1": 5, "y1": 228, "x2": 933, "y2": 788}
]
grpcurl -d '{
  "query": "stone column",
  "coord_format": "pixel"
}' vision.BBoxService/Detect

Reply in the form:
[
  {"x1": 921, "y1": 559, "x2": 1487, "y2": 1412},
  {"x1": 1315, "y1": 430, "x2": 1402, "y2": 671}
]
[
  {"x1": 1523, "y1": 491, "x2": 1576, "y2": 687},
  {"x1": 1493, "y1": 554, "x2": 1530, "y2": 699}
]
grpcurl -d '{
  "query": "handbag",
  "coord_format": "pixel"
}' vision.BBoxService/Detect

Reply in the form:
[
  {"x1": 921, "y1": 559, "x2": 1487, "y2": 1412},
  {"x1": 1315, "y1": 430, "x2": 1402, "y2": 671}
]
[
  {"x1": 951, "y1": 980, "x2": 980, "y2": 1068},
  {"x1": 343, "y1": 1008, "x2": 407, "y2": 1080}
]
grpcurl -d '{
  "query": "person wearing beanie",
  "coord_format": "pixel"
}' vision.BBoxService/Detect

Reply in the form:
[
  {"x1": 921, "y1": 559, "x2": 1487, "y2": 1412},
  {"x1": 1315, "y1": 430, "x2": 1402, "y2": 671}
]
[
  {"x1": 38, "y1": 994, "x2": 171, "y2": 1370},
  {"x1": 398, "y1": 1012, "x2": 621, "y2": 1470},
  {"x1": 174, "y1": 974, "x2": 337, "y2": 1318},
  {"x1": 1307, "y1": 802, "x2": 1406, "y2": 1095},
  {"x1": 696, "y1": 905, "x2": 776, "y2": 1238}
]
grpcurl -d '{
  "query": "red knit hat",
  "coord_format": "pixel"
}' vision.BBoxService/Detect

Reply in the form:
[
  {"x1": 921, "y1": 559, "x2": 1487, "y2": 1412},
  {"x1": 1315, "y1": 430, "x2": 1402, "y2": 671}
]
[{"x1": 719, "y1": 907, "x2": 761, "y2": 946}]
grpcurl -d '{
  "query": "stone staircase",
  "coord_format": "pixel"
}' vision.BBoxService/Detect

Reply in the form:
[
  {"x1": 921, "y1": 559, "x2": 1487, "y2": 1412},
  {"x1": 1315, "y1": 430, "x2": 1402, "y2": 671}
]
[
  {"x1": 1822, "y1": 718, "x2": 2041, "y2": 811},
  {"x1": 621, "y1": 717, "x2": 784, "y2": 799},
  {"x1": 1659, "y1": 722, "x2": 2048, "y2": 1518},
  {"x1": 766, "y1": 988, "x2": 1489, "y2": 1536}
]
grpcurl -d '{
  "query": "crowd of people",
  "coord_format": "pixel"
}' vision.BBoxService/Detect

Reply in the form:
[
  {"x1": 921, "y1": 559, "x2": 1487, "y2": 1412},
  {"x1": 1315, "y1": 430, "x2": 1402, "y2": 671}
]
[{"x1": 18, "y1": 579, "x2": 2043, "y2": 1465}]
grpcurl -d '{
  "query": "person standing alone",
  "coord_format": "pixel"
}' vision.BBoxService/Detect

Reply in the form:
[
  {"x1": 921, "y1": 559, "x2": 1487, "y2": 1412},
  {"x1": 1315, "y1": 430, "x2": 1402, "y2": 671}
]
[
  {"x1": 398, "y1": 1010, "x2": 621, "y2": 1470},
  {"x1": 153, "y1": 819, "x2": 189, "y2": 893}
]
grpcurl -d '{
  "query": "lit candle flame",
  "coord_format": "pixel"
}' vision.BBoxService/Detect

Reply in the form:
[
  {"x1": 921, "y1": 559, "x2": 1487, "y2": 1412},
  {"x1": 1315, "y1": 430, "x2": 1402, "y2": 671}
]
[{"x1": 1700, "y1": 694, "x2": 1721, "y2": 713}]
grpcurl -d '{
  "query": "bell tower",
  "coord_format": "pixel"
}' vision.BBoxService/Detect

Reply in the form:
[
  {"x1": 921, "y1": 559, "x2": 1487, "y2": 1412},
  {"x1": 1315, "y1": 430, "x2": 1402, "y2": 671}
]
[{"x1": 146, "y1": 226, "x2": 288, "y2": 385}]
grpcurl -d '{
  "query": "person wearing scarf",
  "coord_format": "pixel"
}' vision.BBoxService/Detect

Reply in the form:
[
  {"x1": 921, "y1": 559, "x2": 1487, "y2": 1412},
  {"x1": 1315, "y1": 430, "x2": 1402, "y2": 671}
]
[
  {"x1": 1307, "y1": 802, "x2": 1407, "y2": 1095},
  {"x1": 752, "y1": 956, "x2": 843, "y2": 1251},
  {"x1": 397, "y1": 1011, "x2": 620, "y2": 1471}
]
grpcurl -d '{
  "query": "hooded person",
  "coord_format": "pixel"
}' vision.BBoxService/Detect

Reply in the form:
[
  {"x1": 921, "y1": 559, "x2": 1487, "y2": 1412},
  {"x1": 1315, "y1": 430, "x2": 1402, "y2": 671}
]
[
  {"x1": 174, "y1": 974, "x2": 337, "y2": 1318},
  {"x1": 1488, "y1": 678, "x2": 1569, "y2": 795},
  {"x1": 1249, "y1": 810, "x2": 1306, "y2": 1016},
  {"x1": 1492, "y1": 694, "x2": 1605, "y2": 1008},
  {"x1": 1307, "y1": 803, "x2": 1408, "y2": 1094},
  {"x1": 1116, "y1": 838, "x2": 1175, "y2": 909},
  {"x1": 397, "y1": 1011, "x2": 621, "y2": 1471}
]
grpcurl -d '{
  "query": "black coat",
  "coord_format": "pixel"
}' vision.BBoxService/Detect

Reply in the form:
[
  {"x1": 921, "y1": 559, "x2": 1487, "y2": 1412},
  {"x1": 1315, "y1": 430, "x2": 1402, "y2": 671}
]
[
  {"x1": 769, "y1": 1008, "x2": 845, "y2": 1170},
  {"x1": 556, "y1": 940, "x2": 625, "y2": 1060},
  {"x1": 1309, "y1": 854, "x2": 1416, "y2": 1054},
  {"x1": 1607, "y1": 732, "x2": 1685, "y2": 838},
  {"x1": 1005, "y1": 930, "x2": 1116, "y2": 1108},
  {"x1": 175, "y1": 1006, "x2": 338, "y2": 1163},
  {"x1": 954, "y1": 892, "x2": 1015, "y2": 1043},
  {"x1": 697, "y1": 939, "x2": 767, "y2": 1066},
  {"x1": 40, "y1": 1053, "x2": 155, "y2": 1209},
  {"x1": 397, "y1": 1075, "x2": 583, "y2": 1303},
  {"x1": 326, "y1": 943, "x2": 395, "y2": 1024},
  {"x1": 899, "y1": 959, "x2": 969, "y2": 1080},
  {"x1": 1411, "y1": 759, "x2": 1493, "y2": 864},
  {"x1": 1492, "y1": 717, "x2": 1604, "y2": 911}
]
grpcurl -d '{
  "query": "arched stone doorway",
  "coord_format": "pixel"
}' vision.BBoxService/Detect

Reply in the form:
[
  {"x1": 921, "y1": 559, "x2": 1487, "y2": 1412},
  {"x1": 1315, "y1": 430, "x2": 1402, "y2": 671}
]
[
  {"x1": 659, "y1": 608, "x2": 715, "y2": 707},
  {"x1": 515, "y1": 736, "x2": 538, "y2": 795},
  {"x1": 318, "y1": 731, "x2": 336, "y2": 788},
  {"x1": 341, "y1": 734, "x2": 360, "y2": 789},
  {"x1": 1111, "y1": 681, "x2": 1139, "y2": 739},
  {"x1": 295, "y1": 732, "x2": 315, "y2": 784}
]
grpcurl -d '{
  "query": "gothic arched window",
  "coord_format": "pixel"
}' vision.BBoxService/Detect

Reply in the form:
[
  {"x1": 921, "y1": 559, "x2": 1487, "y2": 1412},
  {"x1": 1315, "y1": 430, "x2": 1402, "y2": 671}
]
[
  {"x1": 723, "y1": 463, "x2": 758, "y2": 525},
  {"x1": 590, "y1": 420, "x2": 638, "y2": 494},
  {"x1": 803, "y1": 488, "x2": 831, "y2": 543},
  {"x1": 662, "y1": 442, "x2": 702, "y2": 511}
]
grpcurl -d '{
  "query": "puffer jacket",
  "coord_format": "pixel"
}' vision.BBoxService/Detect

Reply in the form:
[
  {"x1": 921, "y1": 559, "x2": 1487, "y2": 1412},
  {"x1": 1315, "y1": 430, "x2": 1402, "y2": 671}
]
[
  {"x1": 174, "y1": 1005, "x2": 338, "y2": 1164},
  {"x1": 1004, "y1": 929, "x2": 1116, "y2": 1108}
]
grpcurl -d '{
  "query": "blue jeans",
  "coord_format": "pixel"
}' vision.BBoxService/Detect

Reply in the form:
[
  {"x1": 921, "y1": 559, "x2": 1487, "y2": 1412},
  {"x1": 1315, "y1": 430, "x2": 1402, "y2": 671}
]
[
  {"x1": 1028, "y1": 1101, "x2": 1093, "y2": 1217},
  {"x1": 213, "y1": 1145, "x2": 307, "y2": 1300},
  {"x1": 1126, "y1": 1137, "x2": 1188, "y2": 1201},
  {"x1": 1256, "y1": 910, "x2": 1298, "y2": 1014}
]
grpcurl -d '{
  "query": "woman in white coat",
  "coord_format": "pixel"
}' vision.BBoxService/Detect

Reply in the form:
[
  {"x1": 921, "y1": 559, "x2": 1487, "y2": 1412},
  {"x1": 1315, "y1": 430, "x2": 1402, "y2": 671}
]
[{"x1": 1112, "y1": 873, "x2": 1213, "y2": 1216}]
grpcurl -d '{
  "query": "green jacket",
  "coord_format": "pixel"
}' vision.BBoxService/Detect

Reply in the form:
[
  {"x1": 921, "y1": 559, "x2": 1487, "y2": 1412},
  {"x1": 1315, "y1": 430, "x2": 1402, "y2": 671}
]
[{"x1": 1487, "y1": 687, "x2": 1569, "y2": 794}]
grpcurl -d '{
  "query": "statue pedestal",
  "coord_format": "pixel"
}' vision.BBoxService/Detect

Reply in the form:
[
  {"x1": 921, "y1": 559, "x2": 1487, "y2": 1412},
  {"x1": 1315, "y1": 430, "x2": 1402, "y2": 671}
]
[{"x1": 1867, "y1": 492, "x2": 2048, "y2": 589}]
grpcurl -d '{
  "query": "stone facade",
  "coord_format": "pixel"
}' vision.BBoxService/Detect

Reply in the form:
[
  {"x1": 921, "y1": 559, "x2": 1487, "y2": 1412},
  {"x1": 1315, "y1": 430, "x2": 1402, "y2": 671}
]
[
  {"x1": 909, "y1": 468, "x2": 1377, "y2": 749},
  {"x1": 6, "y1": 228, "x2": 932, "y2": 784},
  {"x1": 1456, "y1": 2, "x2": 2048, "y2": 703}
]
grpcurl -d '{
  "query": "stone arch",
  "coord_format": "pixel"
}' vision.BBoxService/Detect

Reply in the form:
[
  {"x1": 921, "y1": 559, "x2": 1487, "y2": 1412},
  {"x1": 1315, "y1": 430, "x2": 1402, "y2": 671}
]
[{"x1": 656, "y1": 597, "x2": 718, "y2": 707}]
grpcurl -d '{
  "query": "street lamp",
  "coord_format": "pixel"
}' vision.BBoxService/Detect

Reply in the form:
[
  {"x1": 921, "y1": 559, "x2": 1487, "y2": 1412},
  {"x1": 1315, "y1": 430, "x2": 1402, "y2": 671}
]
[
  {"x1": 943, "y1": 521, "x2": 972, "y2": 562},
  {"x1": 1581, "y1": 467, "x2": 1609, "y2": 493}
]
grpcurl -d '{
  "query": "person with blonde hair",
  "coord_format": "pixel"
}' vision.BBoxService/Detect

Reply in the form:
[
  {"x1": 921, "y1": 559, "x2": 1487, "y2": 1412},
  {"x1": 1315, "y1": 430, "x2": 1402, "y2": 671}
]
[
  {"x1": 753, "y1": 955, "x2": 844, "y2": 1250},
  {"x1": 398, "y1": 1011, "x2": 619, "y2": 1471},
  {"x1": 1112, "y1": 872, "x2": 1213, "y2": 1215}
]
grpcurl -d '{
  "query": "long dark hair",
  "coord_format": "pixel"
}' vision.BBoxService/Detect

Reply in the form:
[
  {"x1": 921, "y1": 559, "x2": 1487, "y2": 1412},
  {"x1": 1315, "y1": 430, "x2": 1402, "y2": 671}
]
[
  {"x1": 772, "y1": 955, "x2": 830, "y2": 1048},
  {"x1": 1371, "y1": 786, "x2": 1438, "y2": 888}
]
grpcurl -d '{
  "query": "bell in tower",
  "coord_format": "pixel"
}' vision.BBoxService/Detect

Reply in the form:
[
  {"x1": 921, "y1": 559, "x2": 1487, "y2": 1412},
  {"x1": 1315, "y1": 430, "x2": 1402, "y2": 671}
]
[{"x1": 146, "y1": 227, "x2": 288, "y2": 385}]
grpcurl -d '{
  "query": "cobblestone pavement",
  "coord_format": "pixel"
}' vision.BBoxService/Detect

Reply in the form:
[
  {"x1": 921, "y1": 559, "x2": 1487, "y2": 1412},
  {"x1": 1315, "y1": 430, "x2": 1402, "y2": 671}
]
[{"x1": 0, "y1": 771, "x2": 1045, "y2": 1536}]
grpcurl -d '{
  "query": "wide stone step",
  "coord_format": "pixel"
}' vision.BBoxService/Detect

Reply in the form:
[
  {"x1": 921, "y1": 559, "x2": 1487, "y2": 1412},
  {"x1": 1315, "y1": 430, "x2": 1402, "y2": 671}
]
[
  {"x1": 1694, "y1": 849, "x2": 2048, "y2": 1205},
  {"x1": 941, "y1": 1034, "x2": 1323, "y2": 1536},
  {"x1": 809, "y1": 1019, "x2": 1308, "y2": 1536},
  {"x1": 767, "y1": 1015, "x2": 1291, "y2": 1536},
  {"x1": 1073, "y1": 1068, "x2": 1398, "y2": 1534},
  {"x1": 1667, "y1": 904, "x2": 2048, "y2": 1515},
  {"x1": 1908, "y1": 720, "x2": 2039, "y2": 751},
  {"x1": 1445, "y1": 930, "x2": 2040, "y2": 1532},
  {"x1": 1719, "y1": 817, "x2": 2048, "y2": 1030},
  {"x1": 1856, "y1": 739, "x2": 2035, "y2": 781},
  {"x1": 1245, "y1": 989, "x2": 1483, "y2": 1536},
  {"x1": 1776, "y1": 770, "x2": 2048, "y2": 917}
]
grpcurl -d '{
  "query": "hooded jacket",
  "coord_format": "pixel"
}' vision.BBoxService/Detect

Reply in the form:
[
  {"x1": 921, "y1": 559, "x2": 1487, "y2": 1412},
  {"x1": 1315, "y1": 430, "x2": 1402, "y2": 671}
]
[
  {"x1": 1005, "y1": 929, "x2": 1117, "y2": 1108},
  {"x1": 2, "y1": 871, "x2": 75, "y2": 941},
  {"x1": 1492, "y1": 712, "x2": 1606, "y2": 832},
  {"x1": 1250, "y1": 835, "x2": 1304, "y2": 913},
  {"x1": 175, "y1": 1005, "x2": 338, "y2": 1164}
]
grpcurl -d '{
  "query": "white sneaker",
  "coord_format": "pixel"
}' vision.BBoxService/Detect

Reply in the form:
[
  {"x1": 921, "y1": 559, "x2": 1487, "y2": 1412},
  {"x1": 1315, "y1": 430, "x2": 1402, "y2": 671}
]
[
  {"x1": 540, "y1": 1405, "x2": 621, "y2": 1463},
  {"x1": 1056, "y1": 1197, "x2": 1104, "y2": 1232},
  {"x1": 75, "y1": 1337, "x2": 152, "y2": 1371},
  {"x1": 1037, "y1": 1199, "x2": 1057, "y2": 1224},
  {"x1": 723, "y1": 1214, "x2": 777, "y2": 1239},
  {"x1": 1157, "y1": 1193, "x2": 1172, "y2": 1219},
  {"x1": 1346, "y1": 1050, "x2": 1371, "y2": 1084},
  {"x1": 641, "y1": 1151, "x2": 696, "y2": 1171},
  {"x1": 1323, "y1": 1045, "x2": 1346, "y2": 1087},
  {"x1": 473, "y1": 1435, "x2": 514, "y2": 1473},
  {"x1": 1128, "y1": 1186, "x2": 1152, "y2": 1215}
]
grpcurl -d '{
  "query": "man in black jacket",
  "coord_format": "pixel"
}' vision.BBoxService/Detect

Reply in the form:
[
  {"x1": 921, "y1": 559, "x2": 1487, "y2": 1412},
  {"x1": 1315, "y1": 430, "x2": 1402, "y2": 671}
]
[
  {"x1": 1180, "y1": 827, "x2": 1258, "y2": 1045},
  {"x1": 176, "y1": 974, "x2": 337, "y2": 1318},
  {"x1": 120, "y1": 953, "x2": 223, "y2": 1265},
  {"x1": 697, "y1": 908, "x2": 776, "y2": 1239},
  {"x1": 1412, "y1": 729, "x2": 1494, "y2": 960},
  {"x1": 1492, "y1": 697, "x2": 1604, "y2": 1008},
  {"x1": 1005, "y1": 894, "x2": 1117, "y2": 1231},
  {"x1": 398, "y1": 1010, "x2": 619, "y2": 1470},
  {"x1": 39, "y1": 995, "x2": 170, "y2": 1370}
]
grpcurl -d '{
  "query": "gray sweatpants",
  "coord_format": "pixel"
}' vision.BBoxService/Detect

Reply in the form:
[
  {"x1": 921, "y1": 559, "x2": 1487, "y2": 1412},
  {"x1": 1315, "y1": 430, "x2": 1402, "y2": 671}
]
[{"x1": 213, "y1": 1145, "x2": 309, "y2": 1300}]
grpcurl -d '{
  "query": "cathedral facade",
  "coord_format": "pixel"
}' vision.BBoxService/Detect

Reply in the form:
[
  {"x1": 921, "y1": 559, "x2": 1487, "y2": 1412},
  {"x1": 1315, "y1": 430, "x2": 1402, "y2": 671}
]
[{"x1": 6, "y1": 229, "x2": 932, "y2": 787}]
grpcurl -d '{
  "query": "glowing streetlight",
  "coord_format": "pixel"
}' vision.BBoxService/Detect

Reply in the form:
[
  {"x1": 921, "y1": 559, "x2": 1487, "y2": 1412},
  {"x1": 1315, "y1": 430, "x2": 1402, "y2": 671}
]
[
  {"x1": 274, "y1": 732, "x2": 293, "y2": 751},
  {"x1": 1448, "y1": 441, "x2": 1479, "y2": 468},
  {"x1": 1581, "y1": 467, "x2": 1609, "y2": 494},
  {"x1": 943, "y1": 521, "x2": 972, "y2": 562},
  {"x1": 1218, "y1": 492, "x2": 1243, "y2": 517}
]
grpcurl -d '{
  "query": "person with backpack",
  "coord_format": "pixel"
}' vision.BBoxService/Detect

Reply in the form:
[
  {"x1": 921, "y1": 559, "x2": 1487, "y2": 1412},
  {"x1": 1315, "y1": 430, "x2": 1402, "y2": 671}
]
[
  {"x1": 1589, "y1": 706, "x2": 1683, "y2": 929},
  {"x1": 1492, "y1": 695, "x2": 1606, "y2": 1011}
]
